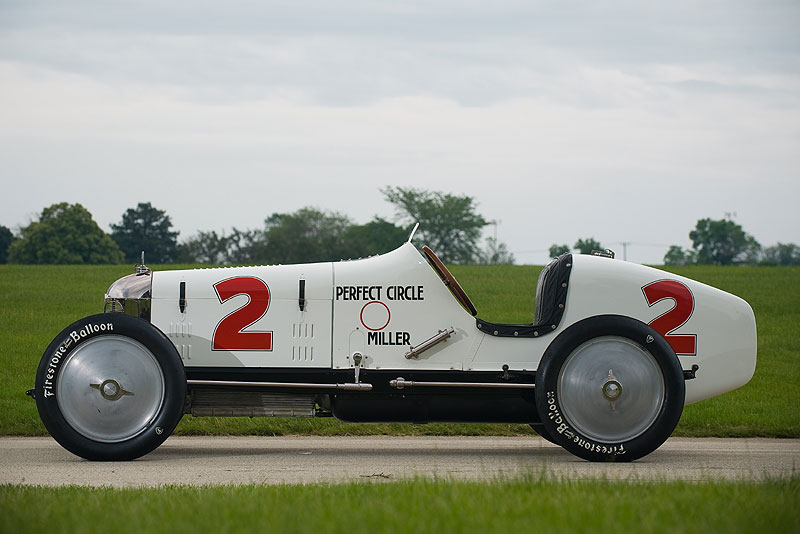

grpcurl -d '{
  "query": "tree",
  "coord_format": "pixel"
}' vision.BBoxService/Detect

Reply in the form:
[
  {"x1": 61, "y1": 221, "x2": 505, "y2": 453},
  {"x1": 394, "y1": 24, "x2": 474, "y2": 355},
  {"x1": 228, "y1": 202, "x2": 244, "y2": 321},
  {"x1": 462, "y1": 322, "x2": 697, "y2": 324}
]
[
  {"x1": 225, "y1": 227, "x2": 267, "y2": 264},
  {"x1": 179, "y1": 230, "x2": 231, "y2": 264},
  {"x1": 689, "y1": 218, "x2": 761, "y2": 265},
  {"x1": 663, "y1": 245, "x2": 696, "y2": 266},
  {"x1": 178, "y1": 227, "x2": 269, "y2": 265},
  {"x1": 739, "y1": 235, "x2": 762, "y2": 265},
  {"x1": 382, "y1": 186, "x2": 488, "y2": 264},
  {"x1": 476, "y1": 237, "x2": 515, "y2": 265},
  {"x1": 761, "y1": 243, "x2": 800, "y2": 266},
  {"x1": 549, "y1": 244, "x2": 570, "y2": 258},
  {"x1": 342, "y1": 217, "x2": 410, "y2": 257},
  {"x1": 574, "y1": 237, "x2": 602, "y2": 255},
  {"x1": 0, "y1": 225, "x2": 14, "y2": 264},
  {"x1": 111, "y1": 202, "x2": 180, "y2": 263},
  {"x1": 179, "y1": 216, "x2": 408, "y2": 265},
  {"x1": 7, "y1": 203, "x2": 124, "y2": 264},
  {"x1": 262, "y1": 208, "x2": 354, "y2": 264}
]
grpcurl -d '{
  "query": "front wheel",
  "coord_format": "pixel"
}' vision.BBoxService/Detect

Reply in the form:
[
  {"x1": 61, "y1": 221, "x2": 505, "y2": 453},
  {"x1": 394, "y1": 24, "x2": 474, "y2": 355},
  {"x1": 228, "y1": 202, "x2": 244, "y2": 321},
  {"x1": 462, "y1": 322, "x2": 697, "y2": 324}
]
[
  {"x1": 535, "y1": 315, "x2": 685, "y2": 462},
  {"x1": 35, "y1": 313, "x2": 186, "y2": 461}
]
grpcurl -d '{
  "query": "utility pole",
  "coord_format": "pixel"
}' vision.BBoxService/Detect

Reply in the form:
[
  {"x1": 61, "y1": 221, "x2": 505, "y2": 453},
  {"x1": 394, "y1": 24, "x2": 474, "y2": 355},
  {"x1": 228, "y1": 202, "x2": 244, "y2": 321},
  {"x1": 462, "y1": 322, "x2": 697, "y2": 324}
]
[
  {"x1": 621, "y1": 241, "x2": 630, "y2": 261},
  {"x1": 490, "y1": 219, "x2": 501, "y2": 241}
]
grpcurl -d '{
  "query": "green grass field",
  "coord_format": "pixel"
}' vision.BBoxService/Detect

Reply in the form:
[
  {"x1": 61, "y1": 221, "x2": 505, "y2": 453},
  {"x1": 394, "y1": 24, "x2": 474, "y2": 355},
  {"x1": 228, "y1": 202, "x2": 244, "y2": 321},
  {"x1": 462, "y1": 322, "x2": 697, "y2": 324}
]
[
  {"x1": 1, "y1": 263, "x2": 798, "y2": 437},
  {"x1": 2, "y1": 476, "x2": 798, "y2": 533}
]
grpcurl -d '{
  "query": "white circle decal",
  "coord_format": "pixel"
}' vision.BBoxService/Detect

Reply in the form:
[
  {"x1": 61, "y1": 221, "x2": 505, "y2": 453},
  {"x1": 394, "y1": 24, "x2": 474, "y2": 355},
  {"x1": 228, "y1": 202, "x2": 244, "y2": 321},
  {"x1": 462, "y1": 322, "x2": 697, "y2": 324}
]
[{"x1": 360, "y1": 301, "x2": 391, "y2": 331}]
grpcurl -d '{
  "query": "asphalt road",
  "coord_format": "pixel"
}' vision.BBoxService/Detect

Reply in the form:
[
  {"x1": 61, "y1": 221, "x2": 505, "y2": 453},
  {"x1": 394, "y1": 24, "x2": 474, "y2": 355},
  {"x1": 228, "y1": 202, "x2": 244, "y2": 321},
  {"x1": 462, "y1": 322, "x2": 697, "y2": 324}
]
[{"x1": 1, "y1": 436, "x2": 797, "y2": 487}]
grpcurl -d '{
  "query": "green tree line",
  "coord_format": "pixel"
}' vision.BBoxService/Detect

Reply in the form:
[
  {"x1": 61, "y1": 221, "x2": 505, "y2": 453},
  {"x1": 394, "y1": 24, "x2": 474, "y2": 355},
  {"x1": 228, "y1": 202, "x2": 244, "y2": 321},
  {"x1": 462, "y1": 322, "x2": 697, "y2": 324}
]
[
  {"x1": 0, "y1": 187, "x2": 514, "y2": 266},
  {"x1": 662, "y1": 217, "x2": 799, "y2": 266},
  {"x1": 4, "y1": 197, "x2": 795, "y2": 267},
  {"x1": 547, "y1": 218, "x2": 799, "y2": 266}
]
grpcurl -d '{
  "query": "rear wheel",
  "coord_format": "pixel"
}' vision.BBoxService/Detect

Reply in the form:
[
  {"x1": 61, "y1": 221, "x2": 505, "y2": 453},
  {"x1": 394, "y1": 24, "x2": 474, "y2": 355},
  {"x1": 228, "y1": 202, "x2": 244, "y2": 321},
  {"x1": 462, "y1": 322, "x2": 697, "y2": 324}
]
[
  {"x1": 35, "y1": 313, "x2": 185, "y2": 461},
  {"x1": 534, "y1": 315, "x2": 684, "y2": 462}
]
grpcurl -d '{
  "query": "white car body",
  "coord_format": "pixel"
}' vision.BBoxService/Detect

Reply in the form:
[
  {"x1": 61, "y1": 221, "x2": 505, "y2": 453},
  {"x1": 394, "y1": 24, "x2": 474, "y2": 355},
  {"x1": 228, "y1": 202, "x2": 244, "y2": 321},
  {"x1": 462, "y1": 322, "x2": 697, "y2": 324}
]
[{"x1": 150, "y1": 241, "x2": 756, "y2": 404}]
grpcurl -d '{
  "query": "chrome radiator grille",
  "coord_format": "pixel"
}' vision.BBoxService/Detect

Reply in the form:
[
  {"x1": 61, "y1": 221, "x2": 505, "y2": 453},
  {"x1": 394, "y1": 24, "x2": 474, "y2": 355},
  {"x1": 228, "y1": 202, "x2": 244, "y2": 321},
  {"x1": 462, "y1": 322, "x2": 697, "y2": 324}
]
[{"x1": 187, "y1": 388, "x2": 317, "y2": 418}]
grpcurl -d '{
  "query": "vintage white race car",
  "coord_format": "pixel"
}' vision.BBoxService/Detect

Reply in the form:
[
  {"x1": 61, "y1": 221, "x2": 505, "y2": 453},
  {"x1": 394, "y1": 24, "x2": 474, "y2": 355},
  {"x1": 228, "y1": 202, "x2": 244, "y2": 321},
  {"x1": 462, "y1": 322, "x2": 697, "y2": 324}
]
[{"x1": 32, "y1": 227, "x2": 757, "y2": 462}]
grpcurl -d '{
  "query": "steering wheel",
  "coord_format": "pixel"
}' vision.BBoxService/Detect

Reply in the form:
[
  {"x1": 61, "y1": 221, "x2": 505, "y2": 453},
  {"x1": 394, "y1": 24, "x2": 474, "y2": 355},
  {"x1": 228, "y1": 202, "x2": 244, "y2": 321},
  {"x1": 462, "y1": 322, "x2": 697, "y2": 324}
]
[{"x1": 422, "y1": 246, "x2": 478, "y2": 316}]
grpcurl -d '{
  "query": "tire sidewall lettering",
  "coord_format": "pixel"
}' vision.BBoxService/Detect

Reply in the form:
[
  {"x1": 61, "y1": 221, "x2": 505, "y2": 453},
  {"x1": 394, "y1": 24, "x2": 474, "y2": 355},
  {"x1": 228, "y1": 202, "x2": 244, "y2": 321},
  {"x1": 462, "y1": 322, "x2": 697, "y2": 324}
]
[
  {"x1": 40, "y1": 321, "x2": 115, "y2": 400},
  {"x1": 545, "y1": 390, "x2": 626, "y2": 457}
]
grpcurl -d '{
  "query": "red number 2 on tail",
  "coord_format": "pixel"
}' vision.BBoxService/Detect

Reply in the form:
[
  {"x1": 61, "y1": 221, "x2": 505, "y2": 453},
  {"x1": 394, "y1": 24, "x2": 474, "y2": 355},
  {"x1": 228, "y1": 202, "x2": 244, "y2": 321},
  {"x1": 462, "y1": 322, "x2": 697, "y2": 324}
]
[
  {"x1": 212, "y1": 277, "x2": 273, "y2": 351},
  {"x1": 642, "y1": 280, "x2": 697, "y2": 355}
]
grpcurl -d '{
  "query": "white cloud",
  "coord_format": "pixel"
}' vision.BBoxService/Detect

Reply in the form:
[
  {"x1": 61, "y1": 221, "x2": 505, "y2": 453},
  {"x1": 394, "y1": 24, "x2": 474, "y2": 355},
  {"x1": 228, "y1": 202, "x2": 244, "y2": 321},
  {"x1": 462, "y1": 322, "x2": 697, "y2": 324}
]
[{"x1": 0, "y1": 1, "x2": 798, "y2": 264}]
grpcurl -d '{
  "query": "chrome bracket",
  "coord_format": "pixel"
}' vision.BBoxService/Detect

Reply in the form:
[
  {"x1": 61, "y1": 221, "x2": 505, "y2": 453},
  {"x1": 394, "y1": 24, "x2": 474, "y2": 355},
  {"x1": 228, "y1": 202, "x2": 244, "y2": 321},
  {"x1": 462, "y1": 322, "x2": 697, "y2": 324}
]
[
  {"x1": 353, "y1": 352, "x2": 363, "y2": 384},
  {"x1": 404, "y1": 327, "x2": 455, "y2": 359}
]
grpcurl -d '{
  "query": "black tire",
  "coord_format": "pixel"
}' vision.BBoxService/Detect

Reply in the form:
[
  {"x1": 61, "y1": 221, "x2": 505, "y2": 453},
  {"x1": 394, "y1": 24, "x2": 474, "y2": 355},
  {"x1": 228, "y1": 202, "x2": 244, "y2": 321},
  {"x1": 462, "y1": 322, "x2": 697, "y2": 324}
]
[
  {"x1": 534, "y1": 315, "x2": 684, "y2": 462},
  {"x1": 529, "y1": 423, "x2": 557, "y2": 444},
  {"x1": 35, "y1": 313, "x2": 186, "y2": 461}
]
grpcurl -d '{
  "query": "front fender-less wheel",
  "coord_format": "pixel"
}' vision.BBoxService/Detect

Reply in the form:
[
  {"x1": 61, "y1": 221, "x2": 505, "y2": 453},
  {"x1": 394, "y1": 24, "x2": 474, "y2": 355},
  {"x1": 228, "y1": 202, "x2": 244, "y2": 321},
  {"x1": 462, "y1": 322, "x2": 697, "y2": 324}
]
[
  {"x1": 534, "y1": 315, "x2": 685, "y2": 462},
  {"x1": 35, "y1": 313, "x2": 186, "y2": 461}
]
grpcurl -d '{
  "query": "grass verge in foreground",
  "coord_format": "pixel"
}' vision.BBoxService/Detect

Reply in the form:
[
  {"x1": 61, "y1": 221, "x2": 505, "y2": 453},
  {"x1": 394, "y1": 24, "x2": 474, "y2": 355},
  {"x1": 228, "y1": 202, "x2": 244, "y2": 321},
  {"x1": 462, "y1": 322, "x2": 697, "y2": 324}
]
[{"x1": 2, "y1": 476, "x2": 798, "y2": 533}]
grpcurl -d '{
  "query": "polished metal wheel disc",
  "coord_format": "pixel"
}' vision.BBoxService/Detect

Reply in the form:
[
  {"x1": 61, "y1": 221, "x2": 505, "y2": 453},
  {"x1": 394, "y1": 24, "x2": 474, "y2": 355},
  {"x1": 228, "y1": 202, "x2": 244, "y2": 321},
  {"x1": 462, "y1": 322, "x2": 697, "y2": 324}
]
[
  {"x1": 557, "y1": 336, "x2": 664, "y2": 443},
  {"x1": 56, "y1": 335, "x2": 165, "y2": 443}
]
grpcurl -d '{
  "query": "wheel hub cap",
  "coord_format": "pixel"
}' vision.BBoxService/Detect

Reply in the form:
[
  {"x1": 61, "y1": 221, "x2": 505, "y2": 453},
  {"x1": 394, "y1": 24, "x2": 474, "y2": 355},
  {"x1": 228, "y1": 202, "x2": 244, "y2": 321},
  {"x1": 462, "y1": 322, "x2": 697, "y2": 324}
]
[
  {"x1": 601, "y1": 369, "x2": 623, "y2": 411},
  {"x1": 557, "y1": 336, "x2": 665, "y2": 443},
  {"x1": 602, "y1": 380, "x2": 622, "y2": 400},
  {"x1": 90, "y1": 379, "x2": 135, "y2": 401},
  {"x1": 56, "y1": 335, "x2": 165, "y2": 443}
]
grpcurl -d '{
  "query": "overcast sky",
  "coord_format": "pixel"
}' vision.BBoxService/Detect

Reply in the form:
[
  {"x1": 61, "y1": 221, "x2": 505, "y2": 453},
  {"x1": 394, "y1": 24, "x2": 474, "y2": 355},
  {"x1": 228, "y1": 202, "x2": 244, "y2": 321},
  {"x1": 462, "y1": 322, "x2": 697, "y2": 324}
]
[{"x1": 1, "y1": 0, "x2": 798, "y2": 264}]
